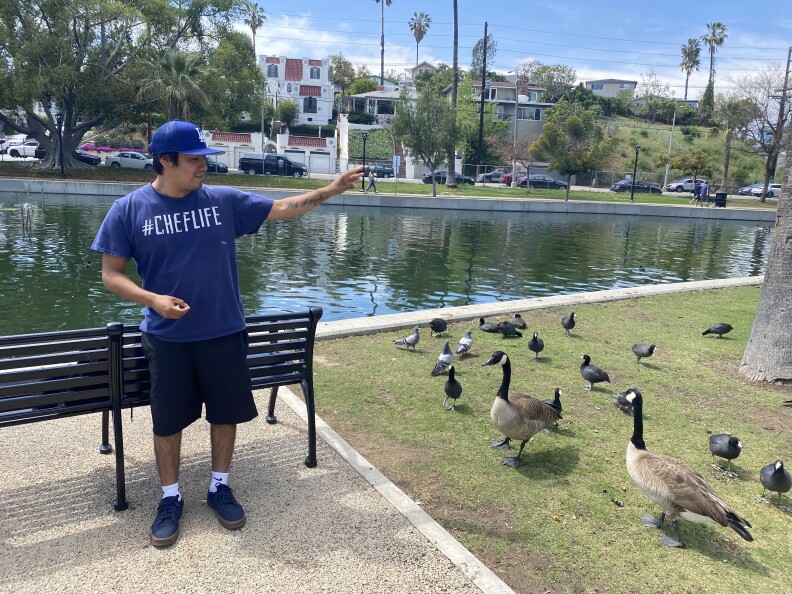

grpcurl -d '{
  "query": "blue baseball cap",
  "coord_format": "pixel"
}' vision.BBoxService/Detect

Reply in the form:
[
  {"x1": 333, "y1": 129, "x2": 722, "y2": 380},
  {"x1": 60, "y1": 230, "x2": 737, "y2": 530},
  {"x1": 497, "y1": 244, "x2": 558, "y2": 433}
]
[{"x1": 150, "y1": 120, "x2": 225, "y2": 155}]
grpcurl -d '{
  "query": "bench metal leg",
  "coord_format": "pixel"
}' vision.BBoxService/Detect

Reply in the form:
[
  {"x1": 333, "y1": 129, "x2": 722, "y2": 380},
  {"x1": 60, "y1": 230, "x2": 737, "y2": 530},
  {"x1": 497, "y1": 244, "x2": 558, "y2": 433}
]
[
  {"x1": 301, "y1": 379, "x2": 317, "y2": 468},
  {"x1": 111, "y1": 404, "x2": 128, "y2": 511},
  {"x1": 99, "y1": 410, "x2": 113, "y2": 454},
  {"x1": 266, "y1": 386, "x2": 278, "y2": 424}
]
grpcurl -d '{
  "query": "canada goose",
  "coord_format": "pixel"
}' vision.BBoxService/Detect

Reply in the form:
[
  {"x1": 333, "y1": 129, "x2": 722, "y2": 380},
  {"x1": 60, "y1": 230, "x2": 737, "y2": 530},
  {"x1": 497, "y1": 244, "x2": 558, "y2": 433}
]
[
  {"x1": 759, "y1": 460, "x2": 791, "y2": 505},
  {"x1": 431, "y1": 340, "x2": 453, "y2": 377},
  {"x1": 632, "y1": 344, "x2": 656, "y2": 363},
  {"x1": 456, "y1": 330, "x2": 474, "y2": 356},
  {"x1": 443, "y1": 366, "x2": 463, "y2": 411},
  {"x1": 479, "y1": 317, "x2": 499, "y2": 333},
  {"x1": 527, "y1": 331, "x2": 544, "y2": 360},
  {"x1": 429, "y1": 317, "x2": 448, "y2": 337},
  {"x1": 511, "y1": 313, "x2": 527, "y2": 329},
  {"x1": 562, "y1": 312, "x2": 576, "y2": 336},
  {"x1": 394, "y1": 326, "x2": 420, "y2": 350},
  {"x1": 708, "y1": 434, "x2": 742, "y2": 474},
  {"x1": 612, "y1": 388, "x2": 635, "y2": 415},
  {"x1": 542, "y1": 387, "x2": 563, "y2": 427},
  {"x1": 702, "y1": 323, "x2": 733, "y2": 338},
  {"x1": 624, "y1": 388, "x2": 753, "y2": 548},
  {"x1": 580, "y1": 354, "x2": 611, "y2": 391},
  {"x1": 497, "y1": 320, "x2": 523, "y2": 338},
  {"x1": 482, "y1": 351, "x2": 561, "y2": 468}
]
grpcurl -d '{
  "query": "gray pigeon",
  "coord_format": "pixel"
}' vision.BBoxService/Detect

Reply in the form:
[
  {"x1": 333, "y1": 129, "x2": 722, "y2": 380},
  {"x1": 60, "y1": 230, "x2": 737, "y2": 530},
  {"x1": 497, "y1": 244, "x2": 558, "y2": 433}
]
[
  {"x1": 456, "y1": 330, "x2": 474, "y2": 355},
  {"x1": 702, "y1": 323, "x2": 733, "y2": 338},
  {"x1": 431, "y1": 340, "x2": 453, "y2": 376},
  {"x1": 612, "y1": 389, "x2": 635, "y2": 415},
  {"x1": 394, "y1": 326, "x2": 420, "y2": 350}
]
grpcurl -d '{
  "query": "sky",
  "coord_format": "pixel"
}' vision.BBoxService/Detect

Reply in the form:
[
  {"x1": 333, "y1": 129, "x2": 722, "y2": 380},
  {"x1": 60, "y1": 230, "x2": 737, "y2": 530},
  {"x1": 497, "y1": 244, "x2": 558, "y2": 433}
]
[{"x1": 241, "y1": 0, "x2": 792, "y2": 98}]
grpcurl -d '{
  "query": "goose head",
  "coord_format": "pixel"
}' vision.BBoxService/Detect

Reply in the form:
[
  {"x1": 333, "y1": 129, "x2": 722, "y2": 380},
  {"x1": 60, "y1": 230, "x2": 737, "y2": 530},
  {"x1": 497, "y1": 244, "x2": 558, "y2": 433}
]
[{"x1": 482, "y1": 351, "x2": 508, "y2": 367}]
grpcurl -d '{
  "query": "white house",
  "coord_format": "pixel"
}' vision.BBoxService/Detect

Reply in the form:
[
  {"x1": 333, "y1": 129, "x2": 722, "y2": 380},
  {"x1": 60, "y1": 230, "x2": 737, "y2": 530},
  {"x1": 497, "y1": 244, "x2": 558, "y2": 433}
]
[
  {"x1": 259, "y1": 55, "x2": 334, "y2": 126},
  {"x1": 585, "y1": 79, "x2": 637, "y2": 99}
]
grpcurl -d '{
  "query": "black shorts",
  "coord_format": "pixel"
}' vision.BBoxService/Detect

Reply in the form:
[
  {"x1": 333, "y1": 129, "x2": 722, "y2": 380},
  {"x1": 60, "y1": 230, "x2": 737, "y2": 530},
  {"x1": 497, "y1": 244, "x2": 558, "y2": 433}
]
[{"x1": 141, "y1": 330, "x2": 258, "y2": 436}]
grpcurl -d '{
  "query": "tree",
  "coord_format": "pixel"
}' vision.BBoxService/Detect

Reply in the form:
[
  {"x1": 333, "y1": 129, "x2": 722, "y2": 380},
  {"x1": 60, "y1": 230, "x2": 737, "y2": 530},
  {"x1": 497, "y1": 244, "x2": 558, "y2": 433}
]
[
  {"x1": 447, "y1": 0, "x2": 459, "y2": 188},
  {"x1": 454, "y1": 74, "x2": 507, "y2": 174},
  {"x1": 329, "y1": 53, "x2": 356, "y2": 113},
  {"x1": 349, "y1": 78, "x2": 378, "y2": 96},
  {"x1": 701, "y1": 22, "x2": 728, "y2": 85},
  {"x1": 713, "y1": 95, "x2": 756, "y2": 191},
  {"x1": 698, "y1": 81, "x2": 716, "y2": 125},
  {"x1": 634, "y1": 69, "x2": 672, "y2": 123},
  {"x1": 276, "y1": 99, "x2": 299, "y2": 128},
  {"x1": 374, "y1": 0, "x2": 392, "y2": 86},
  {"x1": 680, "y1": 38, "x2": 701, "y2": 101},
  {"x1": 137, "y1": 49, "x2": 211, "y2": 122},
  {"x1": 739, "y1": 156, "x2": 792, "y2": 382},
  {"x1": 390, "y1": 84, "x2": 455, "y2": 197},
  {"x1": 661, "y1": 150, "x2": 714, "y2": 186},
  {"x1": 408, "y1": 12, "x2": 431, "y2": 67},
  {"x1": 514, "y1": 61, "x2": 576, "y2": 102},
  {"x1": 529, "y1": 99, "x2": 617, "y2": 201},
  {"x1": 471, "y1": 34, "x2": 497, "y2": 80},
  {"x1": 492, "y1": 134, "x2": 540, "y2": 191},
  {"x1": 243, "y1": 1, "x2": 266, "y2": 58}
]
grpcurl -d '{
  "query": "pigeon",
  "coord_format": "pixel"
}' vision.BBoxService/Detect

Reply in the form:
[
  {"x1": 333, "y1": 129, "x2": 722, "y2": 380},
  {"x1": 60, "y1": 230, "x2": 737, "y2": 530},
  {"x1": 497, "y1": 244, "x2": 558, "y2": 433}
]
[
  {"x1": 562, "y1": 312, "x2": 576, "y2": 336},
  {"x1": 429, "y1": 317, "x2": 448, "y2": 337},
  {"x1": 612, "y1": 388, "x2": 635, "y2": 415},
  {"x1": 456, "y1": 330, "x2": 474, "y2": 356},
  {"x1": 702, "y1": 323, "x2": 733, "y2": 338},
  {"x1": 479, "y1": 317, "x2": 499, "y2": 333},
  {"x1": 709, "y1": 434, "x2": 742, "y2": 473},
  {"x1": 760, "y1": 460, "x2": 791, "y2": 505},
  {"x1": 632, "y1": 344, "x2": 656, "y2": 363},
  {"x1": 511, "y1": 313, "x2": 527, "y2": 329},
  {"x1": 580, "y1": 354, "x2": 611, "y2": 391},
  {"x1": 497, "y1": 320, "x2": 523, "y2": 339},
  {"x1": 394, "y1": 326, "x2": 420, "y2": 350},
  {"x1": 443, "y1": 366, "x2": 463, "y2": 411},
  {"x1": 527, "y1": 331, "x2": 544, "y2": 359},
  {"x1": 431, "y1": 340, "x2": 453, "y2": 376}
]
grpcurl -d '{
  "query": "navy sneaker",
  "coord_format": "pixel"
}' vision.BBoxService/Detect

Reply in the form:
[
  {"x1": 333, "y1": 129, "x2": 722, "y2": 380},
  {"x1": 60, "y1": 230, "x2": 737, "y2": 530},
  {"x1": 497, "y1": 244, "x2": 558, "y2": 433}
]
[
  {"x1": 150, "y1": 495, "x2": 184, "y2": 547},
  {"x1": 207, "y1": 484, "x2": 246, "y2": 530}
]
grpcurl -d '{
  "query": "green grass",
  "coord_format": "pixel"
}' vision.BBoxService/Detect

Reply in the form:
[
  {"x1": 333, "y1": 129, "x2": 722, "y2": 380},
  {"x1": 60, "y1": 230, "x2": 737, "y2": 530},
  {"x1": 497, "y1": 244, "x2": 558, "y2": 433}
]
[{"x1": 313, "y1": 287, "x2": 792, "y2": 594}]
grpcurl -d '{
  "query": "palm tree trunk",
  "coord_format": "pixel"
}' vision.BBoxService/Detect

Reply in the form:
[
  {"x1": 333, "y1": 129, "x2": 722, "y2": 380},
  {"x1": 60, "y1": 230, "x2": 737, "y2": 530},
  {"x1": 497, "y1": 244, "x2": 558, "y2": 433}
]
[
  {"x1": 380, "y1": 2, "x2": 385, "y2": 86},
  {"x1": 416, "y1": 42, "x2": 419, "y2": 67},
  {"x1": 684, "y1": 72, "x2": 690, "y2": 100},
  {"x1": 721, "y1": 130, "x2": 733, "y2": 190},
  {"x1": 446, "y1": 0, "x2": 458, "y2": 187}
]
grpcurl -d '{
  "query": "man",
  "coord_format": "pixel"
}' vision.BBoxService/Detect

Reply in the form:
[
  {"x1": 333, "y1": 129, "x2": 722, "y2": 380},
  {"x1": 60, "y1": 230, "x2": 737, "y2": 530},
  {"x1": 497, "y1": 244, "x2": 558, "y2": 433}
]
[
  {"x1": 92, "y1": 120, "x2": 362, "y2": 547},
  {"x1": 699, "y1": 180, "x2": 710, "y2": 206}
]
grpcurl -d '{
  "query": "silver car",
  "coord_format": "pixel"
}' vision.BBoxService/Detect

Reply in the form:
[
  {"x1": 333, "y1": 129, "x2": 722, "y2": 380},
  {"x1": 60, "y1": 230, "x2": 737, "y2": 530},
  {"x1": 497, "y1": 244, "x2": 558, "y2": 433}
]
[{"x1": 105, "y1": 151, "x2": 154, "y2": 170}]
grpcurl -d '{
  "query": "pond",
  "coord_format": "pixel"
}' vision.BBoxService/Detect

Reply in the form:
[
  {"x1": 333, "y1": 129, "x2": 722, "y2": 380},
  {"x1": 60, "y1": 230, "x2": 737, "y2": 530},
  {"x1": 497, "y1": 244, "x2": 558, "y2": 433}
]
[{"x1": 0, "y1": 194, "x2": 773, "y2": 335}]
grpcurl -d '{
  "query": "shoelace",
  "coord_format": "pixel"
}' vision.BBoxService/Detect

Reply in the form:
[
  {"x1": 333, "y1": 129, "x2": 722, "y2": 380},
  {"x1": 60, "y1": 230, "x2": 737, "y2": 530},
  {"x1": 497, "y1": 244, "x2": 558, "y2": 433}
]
[
  {"x1": 155, "y1": 498, "x2": 181, "y2": 522},
  {"x1": 213, "y1": 485, "x2": 238, "y2": 506}
]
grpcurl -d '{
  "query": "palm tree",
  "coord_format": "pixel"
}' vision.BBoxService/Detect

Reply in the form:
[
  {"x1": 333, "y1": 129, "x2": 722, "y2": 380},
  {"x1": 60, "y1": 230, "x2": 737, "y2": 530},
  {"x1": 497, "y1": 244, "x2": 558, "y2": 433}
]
[
  {"x1": 137, "y1": 49, "x2": 211, "y2": 121},
  {"x1": 680, "y1": 38, "x2": 701, "y2": 101},
  {"x1": 408, "y1": 11, "x2": 431, "y2": 67},
  {"x1": 446, "y1": 0, "x2": 458, "y2": 187},
  {"x1": 243, "y1": 1, "x2": 267, "y2": 58},
  {"x1": 701, "y1": 22, "x2": 727, "y2": 84},
  {"x1": 374, "y1": 0, "x2": 392, "y2": 86}
]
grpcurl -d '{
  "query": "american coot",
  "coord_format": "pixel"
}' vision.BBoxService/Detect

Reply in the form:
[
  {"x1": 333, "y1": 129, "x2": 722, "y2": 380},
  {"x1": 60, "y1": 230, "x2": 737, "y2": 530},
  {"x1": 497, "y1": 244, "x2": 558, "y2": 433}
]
[
  {"x1": 632, "y1": 344, "x2": 656, "y2": 363},
  {"x1": 482, "y1": 351, "x2": 561, "y2": 468},
  {"x1": 429, "y1": 317, "x2": 448, "y2": 337},
  {"x1": 511, "y1": 313, "x2": 527, "y2": 329},
  {"x1": 580, "y1": 354, "x2": 611, "y2": 391},
  {"x1": 431, "y1": 340, "x2": 453, "y2": 377},
  {"x1": 702, "y1": 323, "x2": 733, "y2": 338},
  {"x1": 624, "y1": 388, "x2": 753, "y2": 548},
  {"x1": 394, "y1": 326, "x2": 420, "y2": 350},
  {"x1": 443, "y1": 366, "x2": 463, "y2": 411},
  {"x1": 562, "y1": 312, "x2": 576, "y2": 336},
  {"x1": 759, "y1": 460, "x2": 792, "y2": 505},
  {"x1": 456, "y1": 330, "x2": 474, "y2": 356},
  {"x1": 497, "y1": 320, "x2": 523, "y2": 339},
  {"x1": 708, "y1": 433, "x2": 742, "y2": 474},
  {"x1": 479, "y1": 317, "x2": 499, "y2": 333},
  {"x1": 527, "y1": 331, "x2": 545, "y2": 359}
]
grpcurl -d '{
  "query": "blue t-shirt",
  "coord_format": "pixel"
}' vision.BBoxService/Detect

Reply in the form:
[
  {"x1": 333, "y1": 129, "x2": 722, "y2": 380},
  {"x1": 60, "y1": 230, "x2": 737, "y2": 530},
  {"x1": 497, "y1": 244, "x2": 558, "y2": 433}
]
[{"x1": 92, "y1": 183, "x2": 274, "y2": 341}]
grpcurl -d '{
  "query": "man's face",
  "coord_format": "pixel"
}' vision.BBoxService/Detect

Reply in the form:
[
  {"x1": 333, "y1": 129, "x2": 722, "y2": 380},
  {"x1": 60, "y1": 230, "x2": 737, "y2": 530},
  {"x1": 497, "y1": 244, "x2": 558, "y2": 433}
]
[{"x1": 163, "y1": 154, "x2": 208, "y2": 192}]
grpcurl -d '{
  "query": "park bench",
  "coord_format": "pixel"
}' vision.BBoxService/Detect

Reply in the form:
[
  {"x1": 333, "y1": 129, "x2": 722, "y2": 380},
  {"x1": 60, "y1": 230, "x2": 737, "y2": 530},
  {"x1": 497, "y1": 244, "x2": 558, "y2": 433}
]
[{"x1": 0, "y1": 307, "x2": 323, "y2": 512}]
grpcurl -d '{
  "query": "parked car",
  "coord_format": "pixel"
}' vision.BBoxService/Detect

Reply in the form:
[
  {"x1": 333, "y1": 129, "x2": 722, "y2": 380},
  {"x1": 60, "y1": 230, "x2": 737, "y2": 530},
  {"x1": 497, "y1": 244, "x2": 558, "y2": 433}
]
[
  {"x1": 205, "y1": 156, "x2": 228, "y2": 173},
  {"x1": 499, "y1": 172, "x2": 528, "y2": 186},
  {"x1": 476, "y1": 168, "x2": 510, "y2": 183},
  {"x1": 0, "y1": 139, "x2": 11, "y2": 154},
  {"x1": 517, "y1": 174, "x2": 569, "y2": 189},
  {"x1": 105, "y1": 151, "x2": 153, "y2": 169},
  {"x1": 750, "y1": 183, "x2": 782, "y2": 198},
  {"x1": 738, "y1": 183, "x2": 764, "y2": 196},
  {"x1": 421, "y1": 170, "x2": 475, "y2": 185},
  {"x1": 238, "y1": 153, "x2": 307, "y2": 176},
  {"x1": 665, "y1": 178, "x2": 707, "y2": 192},
  {"x1": 364, "y1": 163, "x2": 395, "y2": 178},
  {"x1": 33, "y1": 147, "x2": 102, "y2": 165},
  {"x1": 610, "y1": 179, "x2": 663, "y2": 194},
  {"x1": 8, "y1": 140, "x2": 40, "y2": 158}
]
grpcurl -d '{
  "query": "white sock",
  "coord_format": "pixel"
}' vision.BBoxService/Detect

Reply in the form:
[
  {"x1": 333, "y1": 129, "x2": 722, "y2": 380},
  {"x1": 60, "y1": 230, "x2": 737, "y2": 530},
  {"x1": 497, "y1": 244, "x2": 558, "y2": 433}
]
[
  {"x1": 209, "y1": 472, "x2": 228, "y2": 493},
  {"x1": 162, "y1": 482, "x2": 181, "y2": 501}
]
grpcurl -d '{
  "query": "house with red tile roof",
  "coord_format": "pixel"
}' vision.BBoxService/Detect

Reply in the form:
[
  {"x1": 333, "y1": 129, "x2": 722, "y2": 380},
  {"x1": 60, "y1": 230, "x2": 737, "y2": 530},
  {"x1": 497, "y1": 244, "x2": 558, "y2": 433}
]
[{"x1": 259, "y1": 55, "x2": 334, "y2": 127}]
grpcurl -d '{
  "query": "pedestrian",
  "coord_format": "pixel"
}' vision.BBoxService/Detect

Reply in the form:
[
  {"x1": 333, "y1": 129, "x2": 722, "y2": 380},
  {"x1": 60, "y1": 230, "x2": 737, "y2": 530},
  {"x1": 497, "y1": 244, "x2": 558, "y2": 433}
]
[
  {"x1": 91, "y1": 120, "x2": 363, "y2": 547},
  {"x1": 699, "y1": 180, "x2": 710, "y2": 206},
  {"x1": 691, "y1": 181, "x2": 702, "y2": 206},
  {"x1": 277, "y1": 157, "x2": 285, "y2": 176},
  {"x1": 365, "y1": 168, "x2": 378, "y2": 193}
]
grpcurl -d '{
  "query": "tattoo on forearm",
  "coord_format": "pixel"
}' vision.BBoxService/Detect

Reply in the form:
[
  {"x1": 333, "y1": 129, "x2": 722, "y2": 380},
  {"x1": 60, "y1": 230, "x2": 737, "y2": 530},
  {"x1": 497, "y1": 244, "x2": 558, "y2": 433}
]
[{"x1": 287, "y1": 192, "x2": 329, "y2": 210}]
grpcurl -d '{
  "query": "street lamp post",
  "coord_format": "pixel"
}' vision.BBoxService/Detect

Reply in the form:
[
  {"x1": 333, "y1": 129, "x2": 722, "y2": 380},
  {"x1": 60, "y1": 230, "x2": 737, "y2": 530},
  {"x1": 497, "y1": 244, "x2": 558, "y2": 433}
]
[
  {"x1": 629, "y1": 145, "x2": 640, "y2": 203},
  {"x1": 361, "y1": 131, "x2": 368, "y2": 192},
  {"x1": 52, "y1": 105, "x2": 65, "y2": 178}
]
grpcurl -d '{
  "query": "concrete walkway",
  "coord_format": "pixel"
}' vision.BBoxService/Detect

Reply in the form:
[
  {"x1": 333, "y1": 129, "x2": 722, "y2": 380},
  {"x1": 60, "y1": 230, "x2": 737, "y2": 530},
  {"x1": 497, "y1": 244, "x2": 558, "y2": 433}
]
[{"x1": 0, "y1": 276, "x2": 763, "y2": 594}]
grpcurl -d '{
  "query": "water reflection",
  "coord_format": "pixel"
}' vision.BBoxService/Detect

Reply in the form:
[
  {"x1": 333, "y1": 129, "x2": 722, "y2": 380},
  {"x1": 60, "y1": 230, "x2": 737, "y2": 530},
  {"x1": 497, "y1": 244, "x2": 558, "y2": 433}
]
[{"x1": 0, "y1": 195, "x2": 773, "y2": 335}]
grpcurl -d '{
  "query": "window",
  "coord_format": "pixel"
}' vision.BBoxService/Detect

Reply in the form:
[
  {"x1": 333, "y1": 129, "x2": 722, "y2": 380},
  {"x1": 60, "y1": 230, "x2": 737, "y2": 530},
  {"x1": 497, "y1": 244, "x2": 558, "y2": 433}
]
[
  {"x1": 487, "y1": 88, "x2": 497, "y2": 100},
  {"x1": 266, "y1": 64, "x2": 278, "y2": 78},
  {"x1": 619, "y1": 82, "x2": 632, "y2": 89},
  {"x1": 518, "y1": 107, "x2": 542, "y2": 120},
  {"x1": 590, "y1": 83, "x2": 603, "y2": 91},
  {"x1": 303, "y1": 97, "x2": 317, "y2": 113},
  {"x1": 286, "y1": 83, "x2": 292, "y2": 93},
  {"x1": 524, "y1": 91, "x2": 538, "y2": 102},
  {"x1": 310, "y1": 67, "x2": 320, "y2": 79}
]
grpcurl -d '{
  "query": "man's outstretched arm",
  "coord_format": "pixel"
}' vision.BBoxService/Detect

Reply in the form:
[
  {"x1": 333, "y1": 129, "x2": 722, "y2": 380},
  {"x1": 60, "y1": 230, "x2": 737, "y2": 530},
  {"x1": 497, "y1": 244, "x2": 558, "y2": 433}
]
[{"x1": 266, "y1": 166, "x2": 364, "y2": 221}]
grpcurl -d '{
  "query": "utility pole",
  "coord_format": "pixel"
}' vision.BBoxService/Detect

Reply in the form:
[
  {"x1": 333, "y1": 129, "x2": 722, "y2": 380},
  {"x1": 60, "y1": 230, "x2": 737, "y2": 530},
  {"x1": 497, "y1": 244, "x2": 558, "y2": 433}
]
[
  {"x1": 512, "y1": 80, "x2": 519, "y2": 187},
  {"x1": 662, "y1": 107, "x2": 677, "y2": 190},
  {"x1": 476, "y1": 22, "x2": 488, "y2": 184}
]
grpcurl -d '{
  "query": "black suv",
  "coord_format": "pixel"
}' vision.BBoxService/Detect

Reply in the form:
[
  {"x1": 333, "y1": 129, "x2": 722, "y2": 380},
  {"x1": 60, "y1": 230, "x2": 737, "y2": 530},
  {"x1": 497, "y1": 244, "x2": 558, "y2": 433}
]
[
  {"x1": 239, "y1": 153, "x2": 307, "y2": 177},
  {"x1": 364, "y1": 163, "x2": 395, "y2": 178}
]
